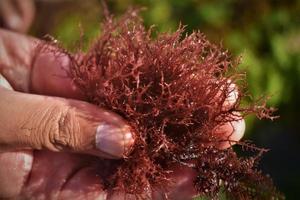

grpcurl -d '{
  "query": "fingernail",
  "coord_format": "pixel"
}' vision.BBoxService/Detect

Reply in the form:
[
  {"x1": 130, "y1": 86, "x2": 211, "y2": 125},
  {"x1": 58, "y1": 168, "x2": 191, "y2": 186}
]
[
  {"x1": 231, "y1": 118, "x2": 246, "y2": 142},
  {"x1": 95, "y1": 123, "x2": 134, "y2": 158}
]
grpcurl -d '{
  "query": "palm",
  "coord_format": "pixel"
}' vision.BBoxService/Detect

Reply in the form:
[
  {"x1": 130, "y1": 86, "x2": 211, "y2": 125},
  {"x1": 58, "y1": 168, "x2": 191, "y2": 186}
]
[
  {"x1": 24, "y1": 151, "x2": 107, "y2": 199},
  {"x1": 1, "y1": 150, "x2": 197, "y2": 199}
]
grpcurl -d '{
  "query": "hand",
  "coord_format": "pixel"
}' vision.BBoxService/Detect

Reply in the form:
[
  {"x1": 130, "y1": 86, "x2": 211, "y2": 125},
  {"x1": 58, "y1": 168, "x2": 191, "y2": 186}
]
[
  {"x1": 0, "y1": 29, "x2": 245, "y2": 199},
  {"x1": 0, "y1": 0, "x2": 35, "y2": 33}
]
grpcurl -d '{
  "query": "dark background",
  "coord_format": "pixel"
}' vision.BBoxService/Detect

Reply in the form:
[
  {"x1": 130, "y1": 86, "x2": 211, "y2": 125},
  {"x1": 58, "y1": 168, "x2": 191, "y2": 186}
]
[{"x1": 30, "y1": 0, "x2": 300, "y2": 199}]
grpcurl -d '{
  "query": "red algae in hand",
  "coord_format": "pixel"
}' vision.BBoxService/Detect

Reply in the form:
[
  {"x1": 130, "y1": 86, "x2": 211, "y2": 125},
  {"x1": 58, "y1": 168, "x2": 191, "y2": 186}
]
[{"x1": 38, "y1": 8, "x2": 283, "y2": 200}]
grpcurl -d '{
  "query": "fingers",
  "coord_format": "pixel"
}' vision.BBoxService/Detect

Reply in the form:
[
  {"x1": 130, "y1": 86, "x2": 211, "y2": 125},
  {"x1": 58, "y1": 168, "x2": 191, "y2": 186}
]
[
  {"x1": 0, "y1": 28, "x2": 244, "y2": 153},
  {"x1": 0, "y1": 87, "x2": 134, "y2": 159},
  {"x1": 0, "y1": 29, "x2": 135, "y2": 158},
  {"x1": 213, "y1": 80, "x2": 245, "y2": 149},
  {"x1": 152, "y1": 82, "x2": 245, "y2": 199},
  {"x1": 0, "y1": 0, "x2": 35, "y2": 33}
]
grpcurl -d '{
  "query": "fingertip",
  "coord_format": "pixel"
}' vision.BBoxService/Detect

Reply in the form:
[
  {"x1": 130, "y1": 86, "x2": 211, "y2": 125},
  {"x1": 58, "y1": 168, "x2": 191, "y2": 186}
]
[
  {"x1": 95, "y1": 123, "x2": 135, "y2": 158},
  {"x1": 231, "y1": 118, "x2": 246, "y2": 142},
  {"x1": 214, "y1": 117, "x2": 246, "y2": 149},
  {"x1": 66, "y1": 100, "x2": 135, "y2": 159},
  {"x1": 222, "y1": 81, "x2": 239, "y2": 110}
]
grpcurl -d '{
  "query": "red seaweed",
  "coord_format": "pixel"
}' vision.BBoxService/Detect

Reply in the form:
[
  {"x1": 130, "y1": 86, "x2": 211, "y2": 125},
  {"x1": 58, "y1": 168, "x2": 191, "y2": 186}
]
[{"x1": 38, "y1": 8, "x2": 283, "y2": 200}]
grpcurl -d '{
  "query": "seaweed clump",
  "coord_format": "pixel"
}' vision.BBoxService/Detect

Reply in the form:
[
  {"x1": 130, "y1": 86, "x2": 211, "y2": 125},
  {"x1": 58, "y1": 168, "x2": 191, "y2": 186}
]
[{"x1": 47, "y1": 9, "x2": 282, "y2": 200}]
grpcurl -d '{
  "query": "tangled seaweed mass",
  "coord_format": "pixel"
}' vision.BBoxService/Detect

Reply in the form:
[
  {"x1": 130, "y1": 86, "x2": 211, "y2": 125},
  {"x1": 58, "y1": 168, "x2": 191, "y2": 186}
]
[{"x1": 39, "y1": 9, "x2": 283, "y2": 200}]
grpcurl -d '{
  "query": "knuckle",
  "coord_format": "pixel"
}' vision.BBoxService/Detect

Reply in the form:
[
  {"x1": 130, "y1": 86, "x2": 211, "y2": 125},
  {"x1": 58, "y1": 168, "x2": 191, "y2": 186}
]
[{"x1": 40, "y1": 103, "x2": 81, "y2": 151}]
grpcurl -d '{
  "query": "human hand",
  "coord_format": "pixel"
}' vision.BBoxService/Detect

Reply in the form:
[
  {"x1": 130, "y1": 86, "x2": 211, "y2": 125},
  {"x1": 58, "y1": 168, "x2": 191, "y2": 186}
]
[
  {"x1": 0, "y1": 29, "x2": 245, "y2": 199},
  {"x1": 0, "y1": 0, "x2": 35, "y2": 33}
]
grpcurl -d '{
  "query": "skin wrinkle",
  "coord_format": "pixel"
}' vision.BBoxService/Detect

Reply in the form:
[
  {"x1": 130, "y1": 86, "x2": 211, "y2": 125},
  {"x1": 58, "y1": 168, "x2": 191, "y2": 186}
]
[
  {"x1": 42, "y1": 104, "x2": 61, "y2": 151},
  {"x1": 18, "y1": 102, "x2": 39, "y2": 149},
  {"x1": 46, "y1": 105, "x2": 76, "y2": 152},
  {"x1": 57, "y1": 107, "x2": 70, "y2": 147},
  {"x1": 49, "y1": 103, "x2": 91, "y2": 153},
  {"x1": 55, "y1": 106, "x2": 80, "y2": 151},
  {"x1": 70, "y1": 107, "x2": 83, "y2": 152},
  {"x1": 17, "y1": 100, "x2": 81, "y2": 152},
  {"x1": 1, "y1": 73, "x2": 127, "y2": 158},
  {"x1": 32, "y1": 103, "x2": 56, "y2": 150},
  {"x1": 41, "y1": 107, "x2": 53, "y2": 150},
  {"x1": 2, "y1": 91, "x2": 32, "y2": 149},
  {"x1": 73, "y1": 107, "x2": 110, "y2": 152}
]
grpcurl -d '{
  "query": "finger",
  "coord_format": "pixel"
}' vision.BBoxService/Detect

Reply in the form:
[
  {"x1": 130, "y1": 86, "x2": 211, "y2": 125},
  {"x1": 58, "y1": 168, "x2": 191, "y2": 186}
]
[
  {"x1": 0, "y1": 87, "x2": 134, "y2": 159},
  {"x1": 0, "y1": 28, "x2": 36, "y2": 91},
  {"x1": 14, "y1": 0, "x2": 35, "y2": 33},
  {"x1": 0, "y1": 29, "x2": 242, "y2": 152},
  {"x1": 221, "y1": 80, "x2": 239, "y2": 110},
  {"x1": 0, "y1": 0, "x2": 34, "y2": 33},
  {"x1": 0, "y1": 28, "x2": 85, "y2": 99},
  {"x1": 213, "y1": 114, "x2": 246, "y2": 149},
  {"x1": 32, "y1": 56, "x2": 245, "y2": 150},
  {"x1": 0, "y1": 0, "x2": 22, "y2": 31},
  {"x1": 212, "y1": 80, "x2": 245, "y2": 149},
  {"x1": 0, "y1": 73, "x2": 33, "y2": 199}
]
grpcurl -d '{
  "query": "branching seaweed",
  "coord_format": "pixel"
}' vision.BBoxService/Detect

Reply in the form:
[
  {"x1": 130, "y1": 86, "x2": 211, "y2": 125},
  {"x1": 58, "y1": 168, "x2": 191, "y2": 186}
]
[{"x1": 38, "y1": 8, "x2": 283, "y2": 200}]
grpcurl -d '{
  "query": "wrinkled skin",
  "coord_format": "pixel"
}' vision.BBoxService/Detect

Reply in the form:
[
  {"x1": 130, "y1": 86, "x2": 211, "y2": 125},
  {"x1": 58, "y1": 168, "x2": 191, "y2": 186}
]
[{"x1": 0, "y1": 29, "x2": 245, "y2": 200}]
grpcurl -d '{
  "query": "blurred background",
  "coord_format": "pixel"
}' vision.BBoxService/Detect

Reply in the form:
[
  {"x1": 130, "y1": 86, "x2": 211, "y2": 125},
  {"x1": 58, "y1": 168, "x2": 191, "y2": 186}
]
[{"x1": 1, "y1": 0, "x2": 299, "y2": 199}]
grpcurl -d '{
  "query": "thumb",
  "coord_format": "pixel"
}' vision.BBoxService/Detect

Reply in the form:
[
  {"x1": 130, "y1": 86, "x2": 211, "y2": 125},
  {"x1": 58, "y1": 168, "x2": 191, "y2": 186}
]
[{"x1": 0, "y1": 86, "x2": 134, "y2": 159}]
